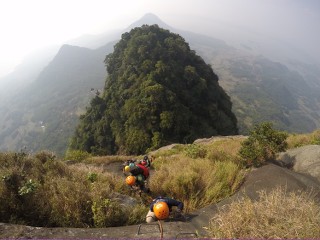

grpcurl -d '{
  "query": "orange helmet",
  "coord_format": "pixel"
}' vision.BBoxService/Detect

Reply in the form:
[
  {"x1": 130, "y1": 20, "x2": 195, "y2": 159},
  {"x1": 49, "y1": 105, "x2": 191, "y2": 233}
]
[
  {"x1": 125, "y1": 175, "x2": 136, "y2": 186},
  {"x1": 153, "y1": 202, "x2": 169, "y2": 220}
]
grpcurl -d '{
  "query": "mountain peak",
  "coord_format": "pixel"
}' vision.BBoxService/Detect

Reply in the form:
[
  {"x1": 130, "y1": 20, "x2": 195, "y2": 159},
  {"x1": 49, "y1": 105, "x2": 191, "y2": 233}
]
[
  {"x1": 140, "y1": 13, "x2": 162, "y2": 21},
  {"x1": 125, "y1": 13, "x2": 172, "y2": 31}
]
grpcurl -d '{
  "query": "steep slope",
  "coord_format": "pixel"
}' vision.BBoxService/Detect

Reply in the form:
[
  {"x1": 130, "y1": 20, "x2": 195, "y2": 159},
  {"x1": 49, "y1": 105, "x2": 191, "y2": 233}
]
[
  {"x1": 70, "y1": 25, "x2": 238, "y2": 155},
  {"x1": 0, "y1": 45, "x2": 59, "y2": 103},
  {"x1": 1, "y1": 160, "x2": 319, "y2": 238},
  {"x1": 0, "y1": 44, "x2": 112, "y2": 155},
  {"x1": 195, "y1": 45, "x2": 320, "y2": 133}
]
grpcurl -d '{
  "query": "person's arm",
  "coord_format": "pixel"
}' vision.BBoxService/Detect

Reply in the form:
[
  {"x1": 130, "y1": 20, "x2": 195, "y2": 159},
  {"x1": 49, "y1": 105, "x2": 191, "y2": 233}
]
[
  {"x1": 150, "y1": 202, "x2": 155, "y2": 212},
  {"x1": 166, "y1": 198, "x2": 184, "y2": 211}
]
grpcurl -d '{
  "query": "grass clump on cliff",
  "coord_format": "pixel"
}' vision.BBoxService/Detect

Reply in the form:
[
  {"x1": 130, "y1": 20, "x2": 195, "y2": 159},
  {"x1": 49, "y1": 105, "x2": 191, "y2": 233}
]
[
  {"x1": 287, "y1": 129, "x2": 320, "y2": 148},
  {"x1": 0, "y1": 151, "x2": 147, "y2": 227},
  {"x1": 209, "y1": 187, "x2": 320, "y2": 238},
  {"x1": 239, "y1": 122, "x2": 288, "y2": 167},
  {"x1": 149, "y1": 151, "x2": 245, "y2": 212}
]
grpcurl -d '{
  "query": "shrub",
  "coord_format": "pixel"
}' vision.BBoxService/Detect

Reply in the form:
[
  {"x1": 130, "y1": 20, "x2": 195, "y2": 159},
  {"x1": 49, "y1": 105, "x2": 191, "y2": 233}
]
[
  {"x1": 18, "y1": 179, "x2": 37, "y2": 196},
  {"x1": 64, "y1": 150, "x2": 91, "y2": 162},
  {"x1": 209, "y1": 187, "x2": 320, "y2": 238},
  {"x1": 35, "y1": 151, "x2": 56, "y2": 163},
  {"x1": 87, "y1": 172, "x2": 98, "y2": 183},
  {"x1": 239, "y1": 122, "x2": 288, "y2": 167},
  {"x1": 92, "y1": 198, "x2": 126, "y2": 227},
  {"x1": 0, "y1": 152, "x2": 46, "y2": 224},
  {"x1": 127, "y1": 204, "x2": 149, "y2": 225},
  {"x1": 184, "y1": 144, "x2": 207, "y2": 158},
  {"x1": 0, "y1": 151, "x2": 144, "y2": 227}
]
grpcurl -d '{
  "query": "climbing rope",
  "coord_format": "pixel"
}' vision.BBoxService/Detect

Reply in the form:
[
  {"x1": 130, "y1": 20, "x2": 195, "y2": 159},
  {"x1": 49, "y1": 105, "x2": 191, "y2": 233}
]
[{"x1": 158, "y1": 220, "x2": 163, "y2": 239}]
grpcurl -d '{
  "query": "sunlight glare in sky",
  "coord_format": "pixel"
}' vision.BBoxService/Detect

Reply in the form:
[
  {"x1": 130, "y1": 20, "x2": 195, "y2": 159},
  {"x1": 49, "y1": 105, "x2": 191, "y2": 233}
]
[
  {"x1": 0, "y1": 0, "x2": 319, "y2": 78},
  {"x1": 0, "y1": 0, "x2": 146, "y2": 76}
]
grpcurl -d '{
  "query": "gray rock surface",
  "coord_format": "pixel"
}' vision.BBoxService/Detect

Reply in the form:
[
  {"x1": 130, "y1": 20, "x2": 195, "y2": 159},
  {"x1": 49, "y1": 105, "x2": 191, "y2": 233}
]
[{"x1": 276, "y1": 145, "x2": 320, "y2": 182}]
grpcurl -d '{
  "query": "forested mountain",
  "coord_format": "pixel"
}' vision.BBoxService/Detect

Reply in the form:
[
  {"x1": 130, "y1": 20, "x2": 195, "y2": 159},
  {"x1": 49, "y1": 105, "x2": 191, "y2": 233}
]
[{"x1": 70, "y1": 25, "x2": 238, "y2": 155}]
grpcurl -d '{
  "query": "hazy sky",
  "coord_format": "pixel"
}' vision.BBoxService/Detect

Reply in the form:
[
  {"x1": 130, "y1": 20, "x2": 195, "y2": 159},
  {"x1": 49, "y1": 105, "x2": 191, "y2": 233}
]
[{"x1": 0, "y1": 0, "x2": 319, "y2": 78}]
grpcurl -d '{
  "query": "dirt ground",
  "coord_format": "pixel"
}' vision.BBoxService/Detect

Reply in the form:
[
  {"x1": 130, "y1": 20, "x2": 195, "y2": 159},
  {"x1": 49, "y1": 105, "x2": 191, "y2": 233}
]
[{"x1": 1, "y1": 162, "x2": 320, "y2": 239}]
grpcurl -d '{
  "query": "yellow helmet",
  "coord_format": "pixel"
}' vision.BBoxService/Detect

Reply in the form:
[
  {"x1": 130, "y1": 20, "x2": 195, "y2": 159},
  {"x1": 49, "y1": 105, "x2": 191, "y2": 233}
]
[
  {"x1": 125, "y1": 175, "x2": 136, "y2": 186},
  {"x1": 124, "y1": 165, "x2": 130, "y2": 172},
  {"x1": 153, "y1": 202, "x2": 169, "y2": 220}
]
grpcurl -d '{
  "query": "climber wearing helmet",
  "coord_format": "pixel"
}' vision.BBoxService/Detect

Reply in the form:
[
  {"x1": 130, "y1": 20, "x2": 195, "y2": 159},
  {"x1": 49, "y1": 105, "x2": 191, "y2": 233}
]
[
  {"x1": 146, "y1": 196, "x2": 184, "y2": 223},
  {"x1": 125, "y1": 175, "x2": 136, "y2": 186},
  {"x1": 140, "y1": 155, "x2": 151, "y2": 168},
  {"x1": 122, "y1": 159, "x2": 136, "y2": 174},
  {"x1": 124, "y1": 163, "x2": 150, "y2": 193}
]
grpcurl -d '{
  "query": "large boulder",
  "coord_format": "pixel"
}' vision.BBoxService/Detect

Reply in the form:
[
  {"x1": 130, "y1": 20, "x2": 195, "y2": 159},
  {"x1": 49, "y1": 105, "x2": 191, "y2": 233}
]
[{"x1": 276, "y1": 145, "x2": 320, "y2": 182}]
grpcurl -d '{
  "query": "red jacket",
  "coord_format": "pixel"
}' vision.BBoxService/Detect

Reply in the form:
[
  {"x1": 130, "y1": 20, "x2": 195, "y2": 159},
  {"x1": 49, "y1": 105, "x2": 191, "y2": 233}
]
[{"x1": 136, "y1": 163, "x2": 149, "y2": 179}]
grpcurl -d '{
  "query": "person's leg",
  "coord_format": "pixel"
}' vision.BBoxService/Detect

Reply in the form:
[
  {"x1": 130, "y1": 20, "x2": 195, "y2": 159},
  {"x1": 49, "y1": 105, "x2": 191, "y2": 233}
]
[
  {"x1": 137, "y1": 174, "x2": 150, "y2": 193},
  {"x1": 146, "y1": 210, "x2": 157, "y2": 223}
]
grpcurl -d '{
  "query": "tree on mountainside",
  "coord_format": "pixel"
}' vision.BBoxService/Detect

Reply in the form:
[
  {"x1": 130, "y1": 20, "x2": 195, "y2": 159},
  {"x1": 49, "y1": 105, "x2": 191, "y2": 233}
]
[
  {"x1": 239, "y1": 122, "x2": 288, "y2": 167},
  {"x1": 69, "y1": 24, "x2": 238, "y2": 155}
]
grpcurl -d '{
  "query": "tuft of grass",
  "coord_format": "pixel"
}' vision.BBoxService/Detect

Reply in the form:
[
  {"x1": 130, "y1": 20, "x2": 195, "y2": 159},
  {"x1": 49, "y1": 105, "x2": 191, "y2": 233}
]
[
  {"x1": 0, "y1": 152, "x2": 144, "y2": 227},
  {"x1": 287, "y1": 129, "x2": 320, "y2": 149},
  {"x1": 148, "y1": 155, "x2": 244, "y2": 212},
  {"x1": 151, "y1": 144, "x2": 185, "y2": 158},
  {"x1": 84, "y1": 155, "x2": 137, "y2": 165},
  {"x1": 209, "y1": 187, "x2": 320, "y2": 238},
  {"x1": 127, "y1": 204, "x2": 149, "y2": 225},
  {"x1": 205, "y1": 139, "x2": 244, "y2": 166},
  {"x1": 64, "y1": 150, "x2": 91, "y2": 162},
  {"x1": 184, "y1": 144, "x2": 207, "y2": 159}
]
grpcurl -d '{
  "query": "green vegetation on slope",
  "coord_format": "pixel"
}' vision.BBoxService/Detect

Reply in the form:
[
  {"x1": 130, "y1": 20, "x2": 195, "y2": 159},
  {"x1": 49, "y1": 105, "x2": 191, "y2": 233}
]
[
  {"x1": 0, "y1": 151, "x2": 146, "y2": 227},
  {"x1": 1, "y1": 123, "x2": 319, "y2": 237},
  {"x1": 239, "y1": 122, "x2": 288, "y2": 167},
  {"x1": 69, "y1": 24, "x2": 238, "y2": 155},
  {"x1": 0, "y1": 146, "x2": 244, "y2": 227}
]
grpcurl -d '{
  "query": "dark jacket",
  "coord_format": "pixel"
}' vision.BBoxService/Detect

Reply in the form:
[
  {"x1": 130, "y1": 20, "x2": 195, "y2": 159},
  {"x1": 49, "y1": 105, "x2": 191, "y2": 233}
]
[
  {"x1": 150, "y1": 196, "x2": 184, "y2": 212},
  {"x1": 130, "y1": 164, "x2": 149, "y2": 179}
]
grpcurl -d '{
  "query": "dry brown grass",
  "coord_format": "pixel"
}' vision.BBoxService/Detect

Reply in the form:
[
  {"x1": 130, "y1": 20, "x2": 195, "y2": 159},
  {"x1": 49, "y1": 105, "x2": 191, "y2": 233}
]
[
  {"x1": 205, "y1": 138, "x2": 245, "y2": 157},
  {"x1": 209, "y1": 187, "x2": 320, "y2": 238},
  {"x1": 3, "y1": 130, "x2": 320, "y2": 229},
  {"x1": 85, "y1": 155, "x2": 137, "y2": 164},
  {"x1": 204, "y1": 138, "x2": 245, "y2": 165},
  {"x1": 287, "y1": 129, "x2": 320, "y2": 149},
  {"x1": 149, "y1": 154, "x2": 245, "y2": 212},
  {"x1": 0, "y1": 151, "x2": 142, "y2": 227}
]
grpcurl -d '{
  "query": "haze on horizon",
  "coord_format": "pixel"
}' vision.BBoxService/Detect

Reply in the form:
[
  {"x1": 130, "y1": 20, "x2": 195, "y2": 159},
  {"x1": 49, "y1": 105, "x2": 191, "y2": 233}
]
[{"x1": 0, "y1": 0, "x2": 319, "y2": 79}]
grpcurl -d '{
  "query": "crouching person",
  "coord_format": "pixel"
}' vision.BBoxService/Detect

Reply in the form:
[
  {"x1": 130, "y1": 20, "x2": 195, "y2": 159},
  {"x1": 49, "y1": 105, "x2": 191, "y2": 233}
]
[
  {"x1": 124, "y1": 162, "x2": 150, "y2": 194},
  {"x1": 146, "y1": 196, "x2": 184, "y2": 223}
]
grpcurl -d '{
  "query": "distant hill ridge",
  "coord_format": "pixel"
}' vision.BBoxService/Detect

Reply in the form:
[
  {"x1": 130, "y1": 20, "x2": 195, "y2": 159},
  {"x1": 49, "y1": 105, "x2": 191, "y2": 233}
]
[{"x1": 0, "y1": 13, "x2": 319, "y2": 155}]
